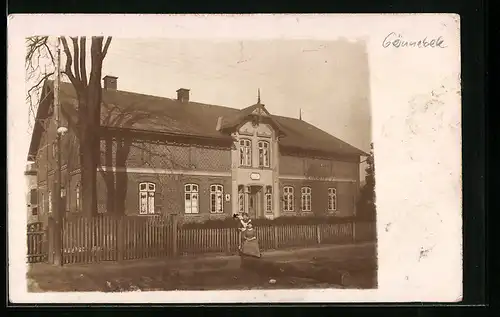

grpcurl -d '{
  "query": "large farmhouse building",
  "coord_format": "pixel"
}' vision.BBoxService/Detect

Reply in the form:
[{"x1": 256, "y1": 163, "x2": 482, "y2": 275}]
[{"x1": 28, "y1": 76, "x2": 367, "y2": 224}]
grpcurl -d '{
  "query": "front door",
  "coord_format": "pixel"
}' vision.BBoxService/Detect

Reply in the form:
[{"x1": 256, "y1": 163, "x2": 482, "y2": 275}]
[{"x1": 248, "y1": 186, "x2": 263, "y2": 219}]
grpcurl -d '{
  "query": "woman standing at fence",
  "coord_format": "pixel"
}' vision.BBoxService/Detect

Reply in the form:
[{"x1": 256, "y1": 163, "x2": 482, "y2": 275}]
[
  {"x1": 240, "y1": 222, "x2": 261, "y2": 258},
  {"x1": 234, "y1": 213, "x2": 261, "y2": 258}
]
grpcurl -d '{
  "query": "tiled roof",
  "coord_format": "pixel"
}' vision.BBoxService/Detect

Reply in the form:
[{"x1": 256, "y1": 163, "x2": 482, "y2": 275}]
[{"x1": 29, "y1": 80, "x2": 367, "y2": 160}]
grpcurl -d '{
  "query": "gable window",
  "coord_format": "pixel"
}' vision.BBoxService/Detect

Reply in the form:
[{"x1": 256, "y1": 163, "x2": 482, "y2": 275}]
[
  {"x1": 328, "y1": 188, "x2": 337, "y2": 211},
  {"x1": 210, "y1": 184, "x2": 224, "y2": 214},
  {"x1": 258, "y1": 141, "x2": 270, "y2": 168},
  {"x1": 301, "y1": 187, "x2": 312, "y2": 212},
  {"x1": 283, "y1": 186, "x2": 294, "y2": 212},
  {"x1": 184, "y1": 184, "x2": 199, "y2": 214},
  {"x1": 48, "y1": 190, "x2": 52, "y2": 213},
  {"x1": 75, "y1": 183, "x2": 81, "y2": 211},
  {"x1": 239, "y1": 139, "x2": 252, "y2": 167},
  {"x1": 139, "y1": 182, "x2": 156, "y2": 215},
  {"x1": 265, "y1": 186, "x2": 273, "y2": 213}
]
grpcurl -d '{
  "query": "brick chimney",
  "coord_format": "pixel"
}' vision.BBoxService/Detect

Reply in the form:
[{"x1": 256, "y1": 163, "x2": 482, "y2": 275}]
[
  {"x1": 176, "y1": 88, "x2": 190, "y2": 103},
  {"x1": 103, "y1": 75, "x2": 118, "y2": 90}
]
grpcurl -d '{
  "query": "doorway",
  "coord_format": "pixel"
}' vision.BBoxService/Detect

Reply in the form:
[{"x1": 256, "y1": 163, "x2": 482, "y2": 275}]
[{"x1": 248, "y1": 185, "x2": 263, "y2": 219}]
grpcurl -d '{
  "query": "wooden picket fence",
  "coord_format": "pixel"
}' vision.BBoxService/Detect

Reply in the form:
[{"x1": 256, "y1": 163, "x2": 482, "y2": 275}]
[
  {"x1": 27, "y1": 222, "x2": 46, "y2": 263},
  {"x1": 29, "y1": 215, "x2": 376, "y2": 265}
]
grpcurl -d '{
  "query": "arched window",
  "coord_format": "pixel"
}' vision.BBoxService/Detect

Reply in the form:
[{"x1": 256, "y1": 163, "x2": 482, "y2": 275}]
[
  {"x1": 139, "y1": 182, "x2": 156, "y2": 215},
  {"x1": 75, "y1": 183, "x2": 81, "y2": 211},
  {"x1": 328, "y1": 188, "x2": 337, "y2": 211},
  {"x1": 210, "y1": 184, "x2": 224, "y2": 214},
  {"x1": 301, "y1": 187, "x2": 312, "y2": 212},
  {"x1": 283, "y1": 186, "x2": 294, "y2": 212},
  {"x1": 265, "y1": 186, "x2": 273, "y2": 213},
  {"x1": 239, "y1": 139, "x2": 252, "y2": 167},
  {"x1": 184, "y1": 184, "x2": 199, "y2": 214},
  {"x1": 258, "y1": 141, "x2": 270, "y2": 168}
]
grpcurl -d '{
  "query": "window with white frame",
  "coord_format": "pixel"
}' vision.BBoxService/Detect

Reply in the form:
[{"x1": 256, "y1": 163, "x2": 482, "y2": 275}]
[
  {"x1": 283, "y1": 186, "x2": 294, "y2": 212},
  {"x1": 139, "y1": 182, "x2": 156, "y2": 215},
  {"x1": 75, "y1": 183, "x2": 81, "y2": 211},
  {"x1": 48, "y1": 190, "x2": 52, "y2": 213},
  {"x1": 184, "y1": 184, "x2": 199, "y2": 214},
  {"x1": 238, "y1": 185, "x2": 245, "y2": 213},
  {"x1": 301, "y1": 187, "x2": 312, "y2": 212},
  {"x1": 210, "y1": 184, "x2": 224, "y2": 213},
  {"x1": 239, "y1": 139, "x2": 252, "y2": 167},
  {"x1": 328, "y1": 188, "x2": 337, "y2": 211},
  {"x1": 265, "y1": 186, "x2": 273, "y2": 213},
  {"x1": 258, "y1": 141, "x2": 270, "y2": 168}
]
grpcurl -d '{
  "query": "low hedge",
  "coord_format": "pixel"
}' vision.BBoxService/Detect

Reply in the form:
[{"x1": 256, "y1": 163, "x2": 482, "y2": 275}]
[{"x1": 180, "y1": 215, "x2": 375, "y2": 229}]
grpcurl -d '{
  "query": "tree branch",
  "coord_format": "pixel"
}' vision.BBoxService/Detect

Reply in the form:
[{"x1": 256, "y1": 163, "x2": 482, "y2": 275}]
[
  {"x1": 80, "y1": 37, "x2": 87, "y2": 86},
  {"x1": 71, "y1": 37, "x2": 81, "y2": 83},
  {"x1": 60, "y1": 37, "x2": 80, "y2": 88},
  {"x1": 102, "y1": 37, "x2": 112, "y2": 58},
  {"x1": 27, "y1": 72, "x2": 54, "y2": 96}
]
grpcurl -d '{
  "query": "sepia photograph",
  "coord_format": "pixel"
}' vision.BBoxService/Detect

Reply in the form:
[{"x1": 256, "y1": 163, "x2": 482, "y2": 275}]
[
  {"x1": 24, "y1": 36, "x2": 376, "y2": 292},
  {"x1": 9, "y1": 14, "x2": 461, "y2": 303}
]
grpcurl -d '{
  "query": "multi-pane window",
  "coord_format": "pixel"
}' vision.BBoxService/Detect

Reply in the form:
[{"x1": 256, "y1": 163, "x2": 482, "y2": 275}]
[
  {"x1": 328, "y1": 188, "x2": 337, "y2": 211},
  {"x1": 184, "y1": 184, "x2": 199, "y2": 214},
  {"x1": 283, "y1": 186, "x2": 294, "y2": 212},
  {"x1": 239, "y1": 139, "x2": 252, "y2": 166},
  {"x1": 238, "y1": 186, "x2": 245, "y2": 213},
  {"x1": 48, "y1": 190, "x2": 52, "y2": 213},
  {"x1": 139, "y1": 182, "x2": 156, "y2": 215},
  {"x1": 301, "y1": 187, "x2": 312, "y2": 212},
  {"x1": 265, "y1": 186, "x2": 273, "y2": 213},
  {"x1": 210, "y1": 184, "x2": 224, "y2": 213},
  {"x1": 258, "y1": 141, "x2": 270, "y2": 168},
  {"x1": 75, "y1": 183, "x2": 81, "y2": 211}
]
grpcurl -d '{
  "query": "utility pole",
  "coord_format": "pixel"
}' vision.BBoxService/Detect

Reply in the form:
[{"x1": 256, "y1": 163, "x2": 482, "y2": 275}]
[{"x1": 53, "y1": 36, "x2": 64, "y2": 266}]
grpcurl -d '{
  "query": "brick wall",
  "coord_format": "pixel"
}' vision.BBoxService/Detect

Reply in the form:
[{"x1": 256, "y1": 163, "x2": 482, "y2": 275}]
[
  {"x1": 278, "y1": 179, "x2": 357, "y2": 217},
  {"x1": 95, "y1": 171, "x2": 233, "y2": 221},
  {"x1": 100, "y1": 139, "x2": 231, "y2": 172},
  {"x1": 279, "y1": 154, "x2": 359, "y2": 180}
]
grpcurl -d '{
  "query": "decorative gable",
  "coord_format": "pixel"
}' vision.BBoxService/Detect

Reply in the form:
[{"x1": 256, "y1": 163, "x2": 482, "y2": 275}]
[{"x1": 251, "y1": 107, "x2": 268, "y2": 117}]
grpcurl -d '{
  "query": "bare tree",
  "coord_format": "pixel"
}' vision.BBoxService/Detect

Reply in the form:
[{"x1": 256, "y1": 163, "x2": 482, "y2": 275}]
[
  {"x1": 99, "y1": 102, "x2": 191, "y2": 215},
  {"x1": 26, "y1": 36, "x2": 112, "y2": 216}
]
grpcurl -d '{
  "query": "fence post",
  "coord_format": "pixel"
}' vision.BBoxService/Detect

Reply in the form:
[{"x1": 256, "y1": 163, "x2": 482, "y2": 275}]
[
  {"x1": 117, "y1": 216, "x2": 124, "y2": 261},
  {"x1": 171, "y1": 213, "x2": 178, "y2": 257},
  {"x1": 273, "y1": 226, "x2": 279, "y2": 249},
  {"x1": 225, "y1": 228, "x2": 231, "y2": 254},
  {"x1": 316, "y1": 224, "x2": 321, "y2": 244}
]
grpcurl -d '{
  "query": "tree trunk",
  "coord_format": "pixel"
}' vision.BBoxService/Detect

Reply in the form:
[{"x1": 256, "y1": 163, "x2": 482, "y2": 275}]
[
  {"x1": 80, "y1": 131, "x2": 98, "y2": 216},
  {"x1": 103, "y1": 135, "x2": 115, "y2": 214}
]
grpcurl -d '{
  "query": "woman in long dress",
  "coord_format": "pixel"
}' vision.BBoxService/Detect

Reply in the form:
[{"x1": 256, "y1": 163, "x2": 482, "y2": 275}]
[{"x1": 240, "y1": 222, "x2": 261, "y2": 258}]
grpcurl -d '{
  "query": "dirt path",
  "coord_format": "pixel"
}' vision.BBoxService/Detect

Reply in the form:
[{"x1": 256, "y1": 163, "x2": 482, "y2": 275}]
[{"x1": 27, "y1": 242, "x2": 376, "y2": 292}]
